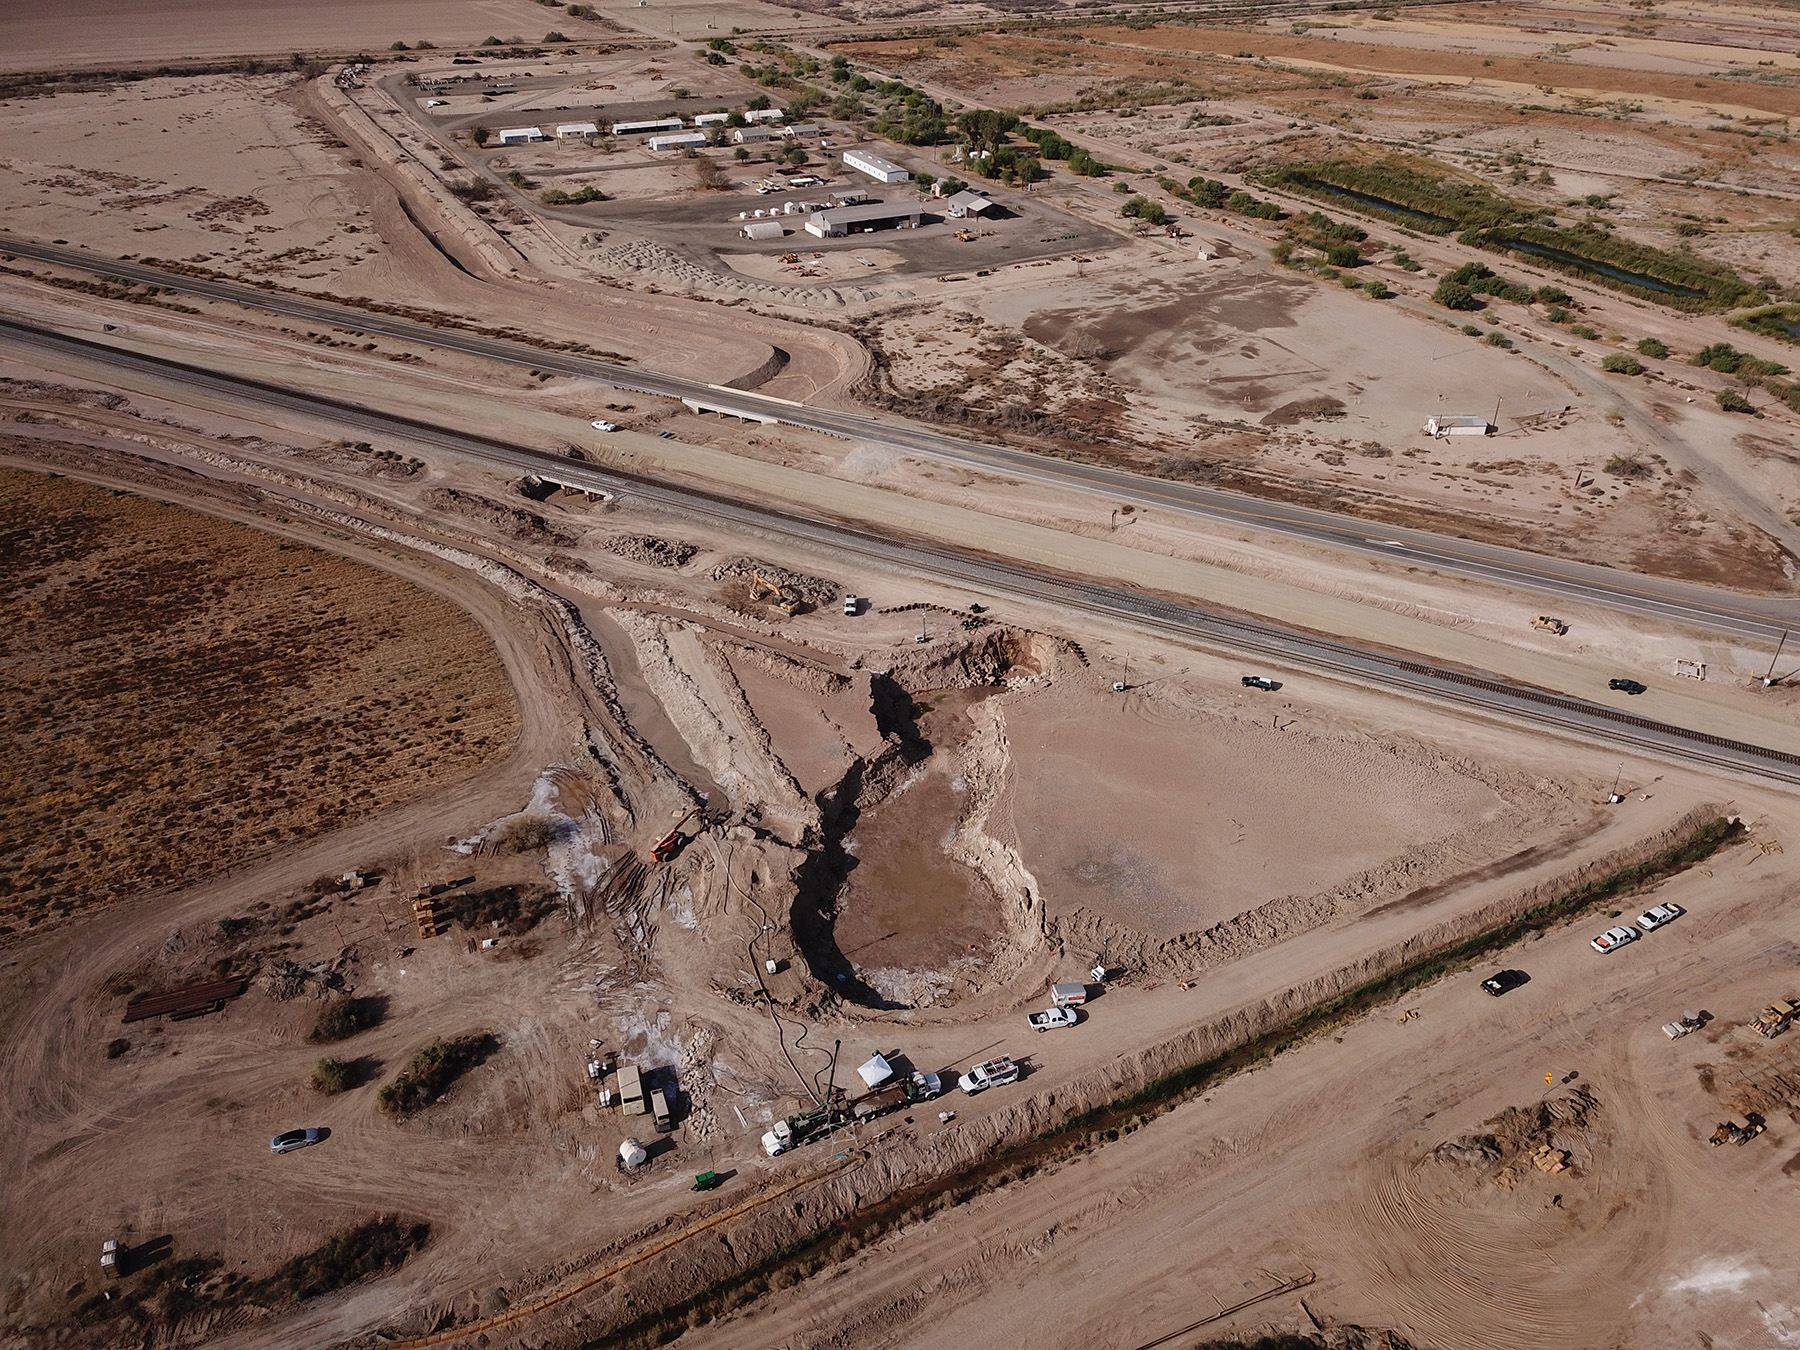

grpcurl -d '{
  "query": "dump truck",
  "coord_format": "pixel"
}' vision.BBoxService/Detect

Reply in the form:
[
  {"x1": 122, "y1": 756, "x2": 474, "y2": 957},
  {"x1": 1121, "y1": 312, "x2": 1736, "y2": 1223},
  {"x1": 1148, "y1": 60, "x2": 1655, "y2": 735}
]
[
  {"x1": 1531, "y1": 615, "x2": 1569, "y2": 636},
  {"x1": 1753, "y1": 1000, "x2": 1796, "y2": 1038},
  {"x1": 851, "y1": 1071, "x2": 943, "y2": 1123}
]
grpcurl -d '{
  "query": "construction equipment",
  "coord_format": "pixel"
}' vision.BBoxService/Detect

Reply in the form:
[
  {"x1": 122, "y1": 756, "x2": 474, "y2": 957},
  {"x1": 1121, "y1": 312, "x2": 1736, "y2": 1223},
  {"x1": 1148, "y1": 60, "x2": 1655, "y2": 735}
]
[
  {"x1": 1709, "y1": 1115, "x2": 1765, "y2": 1147},
  {"x1": 692, "y1": 1170, "x2": 722, "y2": 1191},
  {"x1": 763, "y1": 1040, "x2": 850, "y2": 1156},
  {"x1": 851, "y1": 1071, "x2": 943, "y2": 1122},
  {"x1": 954, "y1": 228, "x2": 975, "y2": 242},
  {"x1": 650, "y1": 805, "x2": 705, "y2": 864},
  {"x1": 1530, "y1": 615, "x2": 1569, "y2": 636},
  {"x1": 1663, "y1": 1011, "x2": 1705, "y2": 1039},
  {"x1": 1753, "y1": 999, "x2": 1797, "y2": 1039},
  {"x1": 749, "y1": 571, "x2": 803, "y2": 615}
]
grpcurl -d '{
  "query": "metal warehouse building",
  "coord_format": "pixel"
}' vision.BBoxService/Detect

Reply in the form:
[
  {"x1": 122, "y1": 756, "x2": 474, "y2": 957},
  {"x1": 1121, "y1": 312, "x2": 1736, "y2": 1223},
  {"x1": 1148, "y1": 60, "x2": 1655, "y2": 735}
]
[
  {"x1": 842, "y1": 148, "x2": 909, "y2": 184},
  {"x1": 555, "y1": 122, "x2": 598, "y2": 139},
  {"x1": 497, "y1": 126, "x2": 547, "y2": 145},
  {"x1": 647, "y1": 132, "x2": 709, "y2": 151},
  {"x1": 611, "y1": 117, "x2": 684, "y2": 135},
  {"x1": 804, "y1": 200, "x2": 921, "y2": 238}
]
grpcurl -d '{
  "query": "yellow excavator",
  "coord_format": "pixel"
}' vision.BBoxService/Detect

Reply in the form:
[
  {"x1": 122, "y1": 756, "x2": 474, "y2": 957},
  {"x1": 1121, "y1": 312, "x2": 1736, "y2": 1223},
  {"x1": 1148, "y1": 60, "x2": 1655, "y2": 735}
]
[{"x1": 750, "y1": 571, "x2": 803, "y2": 615}]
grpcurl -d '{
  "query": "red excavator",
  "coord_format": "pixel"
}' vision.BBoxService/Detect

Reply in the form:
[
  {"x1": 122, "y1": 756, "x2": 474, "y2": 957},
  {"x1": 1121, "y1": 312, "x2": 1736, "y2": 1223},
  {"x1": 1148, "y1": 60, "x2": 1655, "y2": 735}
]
[{"x1": 650, "y1": 805, "x2": 705, "y2": 864}]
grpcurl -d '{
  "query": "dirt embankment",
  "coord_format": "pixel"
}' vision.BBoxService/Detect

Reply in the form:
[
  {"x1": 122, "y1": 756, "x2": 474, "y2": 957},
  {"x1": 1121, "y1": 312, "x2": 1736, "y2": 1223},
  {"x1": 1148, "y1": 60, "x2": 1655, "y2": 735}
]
[{"x1": 417, "y1": 805, "x2": 1732, "y2": 1349}]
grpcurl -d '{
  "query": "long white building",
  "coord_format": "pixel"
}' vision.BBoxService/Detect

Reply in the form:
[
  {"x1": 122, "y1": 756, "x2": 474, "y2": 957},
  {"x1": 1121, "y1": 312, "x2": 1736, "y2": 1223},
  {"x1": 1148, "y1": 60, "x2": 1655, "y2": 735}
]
[{"x1": 842, "y1": 148, "x2": 909, "y2": 184}]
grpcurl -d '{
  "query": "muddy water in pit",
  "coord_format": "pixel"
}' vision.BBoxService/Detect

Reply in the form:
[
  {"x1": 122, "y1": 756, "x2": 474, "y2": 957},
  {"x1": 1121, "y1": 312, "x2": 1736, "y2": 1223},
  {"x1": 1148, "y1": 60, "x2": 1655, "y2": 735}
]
[
  {"x1": 837, "y1": 770, "x2": 999, "y2": 976},
  {"x1": 834, "y1": 689, "x2": 1004, "y2": 991}
]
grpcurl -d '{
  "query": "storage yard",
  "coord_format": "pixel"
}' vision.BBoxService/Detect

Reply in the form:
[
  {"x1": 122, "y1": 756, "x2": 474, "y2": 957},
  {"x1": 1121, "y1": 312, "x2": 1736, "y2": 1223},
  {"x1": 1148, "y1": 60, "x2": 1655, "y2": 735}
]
[{"x1": 2, "y1": 0, "x2": 1800, "y2": 1348}]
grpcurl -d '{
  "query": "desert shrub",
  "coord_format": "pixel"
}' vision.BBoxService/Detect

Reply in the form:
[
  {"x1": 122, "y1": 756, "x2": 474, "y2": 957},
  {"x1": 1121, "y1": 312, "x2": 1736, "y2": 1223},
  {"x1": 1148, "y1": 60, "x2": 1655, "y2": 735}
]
[
  {"x1": 1460, "y1": 323, "x2": 1483, "y2": 336},
  {"x1": 1536, "y1": 284, "x2": 1570, "y2": 304},
  {"x1": 216, "y1": 916, "x2": 253, "y2": 937},
  {"x1": 1601, "y1": 352, "x2": 1644, "y2": 375},
  {"x1": 1187, "y1": 176, "x2": 1227, "y2": 208},
  {"x1": 1603, "y1": 453, "x2": 1651, "y2": 478},
  {"x1": 1326, "y1": 243, "x2": 1360, "y2": 267},
  {"x1": 1364, "y1": 278, "x2": 1389, "y2": 298},
  {"x1": 540, "y1": 186, "x2": 604, "y2": 205},
  {"x1": 377, "y1": 1034, "x2": 498, "y2": 1116},
  {"x1": 1716, "y1": 389, "x2": 1756, "y2": 414},
  {"x1": 312, "y1": 1058, "x2": 353, "y2": 1094},
  {"x1": 1434, "y1": 281, "x2": 1478, "y2": 311},
  {"x1": 1547, "y1": 305, "x2": 1569, "y2": 323},
  {"x1": 1120, "y1": 195, "x2": 1168, "y2": 226},
  {"x1": 470, "y1": 126, "x2": 490, "y2": 146},
  {"x1": 1487, "y1": 331, "x2": 1512, "y2": 348},
  {"x1": 261, "y1": 1217, "x2": 430, "y2": 1301},
  {"x1": 440, "y1": 883, "x2": 559, "y2": 936},
  {"x1": 497, "y1": 813, "x2": 555, "y2": 852},
  {"x1": 1636, "y1": 337, "x2": 1668, "y2": 359},
  {"x1": 310, "y1": 995, "x2": 383, "y2": 1044},
  {"x1": 1571, "y1": 324, "x2": 1599, "y2": 340}
]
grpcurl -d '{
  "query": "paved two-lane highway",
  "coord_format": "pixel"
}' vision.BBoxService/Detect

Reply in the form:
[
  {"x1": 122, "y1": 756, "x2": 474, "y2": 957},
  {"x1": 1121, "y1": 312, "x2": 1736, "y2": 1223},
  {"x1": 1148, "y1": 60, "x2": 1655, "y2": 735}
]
[
  {"x1": 5, "y1": 315, "x2": 1797, "y2": 785},
  {"x1": 2, "y1": 234, "x2": 1792, "y2": 645}
]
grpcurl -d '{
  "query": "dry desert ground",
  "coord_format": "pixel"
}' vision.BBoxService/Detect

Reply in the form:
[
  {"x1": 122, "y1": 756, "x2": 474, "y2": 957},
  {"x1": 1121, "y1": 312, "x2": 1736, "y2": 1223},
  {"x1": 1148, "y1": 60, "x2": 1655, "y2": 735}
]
[{"x1": 1, "y1": 2, "x2": 1799, "y2": 1349}]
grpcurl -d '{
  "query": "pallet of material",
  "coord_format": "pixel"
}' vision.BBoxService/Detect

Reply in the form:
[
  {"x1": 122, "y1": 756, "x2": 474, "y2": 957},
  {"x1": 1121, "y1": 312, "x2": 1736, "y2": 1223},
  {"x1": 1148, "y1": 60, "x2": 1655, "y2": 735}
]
[{"x1": 121, "y1": 978, "x2": 248, "y2": 1024}]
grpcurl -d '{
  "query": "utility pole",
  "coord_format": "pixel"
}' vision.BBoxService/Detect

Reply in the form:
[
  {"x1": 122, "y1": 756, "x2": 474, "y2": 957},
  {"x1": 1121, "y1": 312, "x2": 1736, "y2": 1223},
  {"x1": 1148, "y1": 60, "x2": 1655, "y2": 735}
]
[
  {"x1": 1607, "y1": 762, "x2": 1625, "y2": 804},
  {"x1": 1764, "y1": 629, "x2": 1789, "y2": 687}
]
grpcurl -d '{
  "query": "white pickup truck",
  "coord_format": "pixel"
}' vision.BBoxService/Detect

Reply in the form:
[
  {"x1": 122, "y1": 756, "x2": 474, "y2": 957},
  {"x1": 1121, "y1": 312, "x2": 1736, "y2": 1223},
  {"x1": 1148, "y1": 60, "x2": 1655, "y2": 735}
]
[{"x1": 957, "y1": 1056, "x2": 1019, "y2": 1095}]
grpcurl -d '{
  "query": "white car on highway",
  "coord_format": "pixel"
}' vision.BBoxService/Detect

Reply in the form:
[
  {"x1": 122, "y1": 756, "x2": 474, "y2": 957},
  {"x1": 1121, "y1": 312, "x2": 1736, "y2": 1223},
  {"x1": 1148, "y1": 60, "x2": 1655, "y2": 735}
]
[
  {"x1": 1590, "y1": 925, "x2": 1639, "y2": 954},
  {"x1": 1636, "y1": 902, "x2": 1684, "y2": 932},
  {"x1": 591, "y1": 419, "x2": 620, "y2": 432}
]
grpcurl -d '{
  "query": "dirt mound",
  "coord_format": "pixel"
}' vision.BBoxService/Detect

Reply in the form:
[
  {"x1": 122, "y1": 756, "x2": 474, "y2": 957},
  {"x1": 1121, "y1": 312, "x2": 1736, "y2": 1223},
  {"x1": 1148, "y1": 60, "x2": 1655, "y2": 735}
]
[
  {"x1": 1261, "y1": 395, "x2": 1347, "y2": 426},
  {"x1": 0, "y1": 375, "x2": 135, "y2": 413},
  {"x1": 600, "y1": 533, "x2": 698, "y2": 569},
  {"x1": 718, "y1": 639, "x2": 850, "y2": 696},
  {"x1": 710, "y1": 556, "x2": 839, "y2": 606},
  {"x1": 1434, "y1": 1087, "x2": 1599, "y2": 1186},
  {"x1": 424, "y1": 487, "x2": 575, "y2": 546}
]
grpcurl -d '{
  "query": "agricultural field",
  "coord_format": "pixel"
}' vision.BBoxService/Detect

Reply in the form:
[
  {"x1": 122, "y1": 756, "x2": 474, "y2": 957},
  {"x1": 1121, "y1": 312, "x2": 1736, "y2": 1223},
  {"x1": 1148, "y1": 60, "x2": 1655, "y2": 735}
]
[{"x1": 0, "y1": 465, "x2": 518, "y2": 937}]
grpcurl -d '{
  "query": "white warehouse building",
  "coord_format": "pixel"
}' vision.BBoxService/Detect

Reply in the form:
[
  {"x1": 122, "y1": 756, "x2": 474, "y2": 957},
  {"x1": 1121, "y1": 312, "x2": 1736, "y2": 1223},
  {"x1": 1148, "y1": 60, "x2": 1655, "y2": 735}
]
[
  {"x1": 693, "y1": 111, "x2": 732, "y2": 127},
  {"x1": 842, "y1": 148, "x2": 909, "y2": 184},
  {"x1": 744, "y1": 107, "x2": 784, "y2": 124},
  {"x1": 497, "y1": 126, "x2": 547, "y2": 145},
  {"x1": 555, "y1": 122, "x2": 599, "y2": 139},
  {"x1": 611, "y1": 117, "x2": 684, "y2": 136},
  {"x1": 647, "y1": 132, "x2": 709, "y2": 151}
]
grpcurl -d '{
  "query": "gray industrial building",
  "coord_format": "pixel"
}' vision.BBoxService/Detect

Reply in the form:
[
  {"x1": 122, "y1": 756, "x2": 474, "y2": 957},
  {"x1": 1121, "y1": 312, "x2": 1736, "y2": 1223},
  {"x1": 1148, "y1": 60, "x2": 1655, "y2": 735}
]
[{"x1": 803, "y1": 200, "x2": 921, "y2": 237}]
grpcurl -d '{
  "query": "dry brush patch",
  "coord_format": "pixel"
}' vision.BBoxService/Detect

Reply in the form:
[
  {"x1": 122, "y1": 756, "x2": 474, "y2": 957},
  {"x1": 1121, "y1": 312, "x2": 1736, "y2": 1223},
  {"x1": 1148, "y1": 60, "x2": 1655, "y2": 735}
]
[{"x1": 0, "y1": 468, "x2": 519, "y2": 940}]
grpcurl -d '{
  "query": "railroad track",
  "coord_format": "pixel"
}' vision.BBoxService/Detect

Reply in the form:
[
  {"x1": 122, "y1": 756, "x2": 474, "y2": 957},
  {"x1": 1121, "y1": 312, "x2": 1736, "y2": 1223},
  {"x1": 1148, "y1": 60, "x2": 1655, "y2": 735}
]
[{"x1": 4, "y1": 315, "x2": 1799, "y2": 786}]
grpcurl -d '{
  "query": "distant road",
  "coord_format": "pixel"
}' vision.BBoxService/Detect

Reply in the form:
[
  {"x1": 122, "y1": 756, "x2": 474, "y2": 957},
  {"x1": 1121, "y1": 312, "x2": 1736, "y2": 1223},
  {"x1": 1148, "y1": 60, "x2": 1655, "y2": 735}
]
[
  {"x1": 1, "y1": 234, "x2": 1793, "y2": 646},
  {"x1": 4, "y1": 315, "x2": 1797, "y2": 785}
]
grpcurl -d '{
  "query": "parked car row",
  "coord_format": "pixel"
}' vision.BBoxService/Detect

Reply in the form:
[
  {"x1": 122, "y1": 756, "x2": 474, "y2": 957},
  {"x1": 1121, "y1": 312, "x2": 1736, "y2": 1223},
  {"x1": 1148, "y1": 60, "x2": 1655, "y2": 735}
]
[{"x1": 1592, "y1": 902, "x2": 1685, "y2": 954}]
